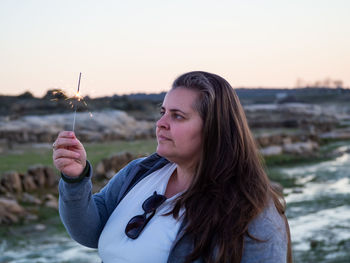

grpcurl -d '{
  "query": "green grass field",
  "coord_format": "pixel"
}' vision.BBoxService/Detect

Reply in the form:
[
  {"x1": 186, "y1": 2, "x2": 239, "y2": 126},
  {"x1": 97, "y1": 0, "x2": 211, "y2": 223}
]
[{"x1": 0, "y1": 139, "x2": 157, "y2": 174}]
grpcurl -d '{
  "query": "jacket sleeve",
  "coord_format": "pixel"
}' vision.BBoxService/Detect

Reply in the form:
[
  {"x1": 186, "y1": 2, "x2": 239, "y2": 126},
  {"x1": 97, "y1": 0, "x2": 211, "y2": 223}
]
[
  {"x1": 58, "y1": 158, "x2": 143, "y2": 248},
  {"x1": 241, "y1": 203, "x2": 288, "y2": 263}
]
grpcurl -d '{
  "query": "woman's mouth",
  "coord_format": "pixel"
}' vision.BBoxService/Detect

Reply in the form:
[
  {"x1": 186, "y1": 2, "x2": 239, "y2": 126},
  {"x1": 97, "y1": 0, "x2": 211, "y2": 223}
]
[{"x1": 157, "y1": 135, "x2": 171, "y2": 141}]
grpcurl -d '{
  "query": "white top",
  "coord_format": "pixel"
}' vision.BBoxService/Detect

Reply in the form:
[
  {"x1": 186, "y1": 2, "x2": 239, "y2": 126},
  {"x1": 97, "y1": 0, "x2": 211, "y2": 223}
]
[{"x1": 98, "y1": 163, "x2": 184, "y2": 263}]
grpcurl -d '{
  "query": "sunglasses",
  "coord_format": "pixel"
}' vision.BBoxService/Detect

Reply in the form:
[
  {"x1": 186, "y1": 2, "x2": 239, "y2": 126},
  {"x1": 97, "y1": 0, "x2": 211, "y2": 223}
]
[{"x1": 125, "y1": 191, "x2": 166, "y2": 239}]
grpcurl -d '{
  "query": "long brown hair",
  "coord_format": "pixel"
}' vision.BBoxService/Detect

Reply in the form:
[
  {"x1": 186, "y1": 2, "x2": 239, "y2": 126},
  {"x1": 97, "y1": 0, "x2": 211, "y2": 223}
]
[{"x1": 169, "y1": 71, "x2": 292, "y2": 263}]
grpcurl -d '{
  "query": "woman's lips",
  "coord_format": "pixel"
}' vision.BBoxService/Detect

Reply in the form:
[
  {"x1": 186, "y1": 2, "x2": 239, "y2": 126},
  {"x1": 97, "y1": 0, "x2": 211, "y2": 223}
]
[{"x1": 157, "y1": 135, "x2": 171, "y2": 141}]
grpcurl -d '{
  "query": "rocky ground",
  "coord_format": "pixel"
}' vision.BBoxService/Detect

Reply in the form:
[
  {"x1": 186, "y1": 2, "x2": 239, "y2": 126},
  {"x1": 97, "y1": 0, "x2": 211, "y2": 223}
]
[
  {"x1": 0, "y1": 152, "x2": 138, "y2": 225},
  {"x1": 0, "y1": 110, "x2": 154, "y2": 149},
  {"x1": 1, "y1": 103, "x2": 350, "y2": 159},
  {"x1": 1, "y1": 102, "x2": 350, "y2": 226},
  {"x1": 0, "y1": 103, "x2": 349, "y2": 147},
  {"x1": 0, "y1": 165, "x2": 59, "y2": 225}
]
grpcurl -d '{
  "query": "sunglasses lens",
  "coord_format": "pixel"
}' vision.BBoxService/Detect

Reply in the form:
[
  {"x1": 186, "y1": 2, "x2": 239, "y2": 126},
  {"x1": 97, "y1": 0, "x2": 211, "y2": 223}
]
[
  {"x1": 143, "y1": 194, "x2": 166, "y2": 213},
  {"x1": 125, "y1": 192, "x2": 166, "y2": 239},
  {"x1": 125, "y1": 215, "x2": 145, "y2": 239}
]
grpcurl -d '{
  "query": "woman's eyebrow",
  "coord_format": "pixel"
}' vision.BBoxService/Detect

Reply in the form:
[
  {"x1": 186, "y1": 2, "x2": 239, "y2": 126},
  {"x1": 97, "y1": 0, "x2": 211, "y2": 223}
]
[{"x1": 160, "y1": 106, "x2": 188, "y2": 115}]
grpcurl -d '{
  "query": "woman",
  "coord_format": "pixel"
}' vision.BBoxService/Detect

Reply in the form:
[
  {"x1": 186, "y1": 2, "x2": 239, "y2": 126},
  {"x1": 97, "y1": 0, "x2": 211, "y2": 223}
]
[{"x1": 53, "y1": 71, "x2": 292, "y2": 263}]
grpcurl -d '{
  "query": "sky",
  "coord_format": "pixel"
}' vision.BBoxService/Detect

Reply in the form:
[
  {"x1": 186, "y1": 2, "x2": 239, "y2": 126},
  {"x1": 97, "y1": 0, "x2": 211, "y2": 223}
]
[{"x1": 0, "y1": 0, "x2": 349, "y2": 98}]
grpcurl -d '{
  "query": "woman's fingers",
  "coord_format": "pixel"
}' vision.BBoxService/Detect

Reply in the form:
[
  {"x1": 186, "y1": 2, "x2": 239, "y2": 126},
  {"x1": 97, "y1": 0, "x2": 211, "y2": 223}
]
[
  {"x1": 54, "y1": 158, "x2": 85, "y2": 177},
  {"x1": 54, "y1": 157, "x2": 74, "y2": 169},
  {"x1": 54, "y1": 138, "x2": 78, "y2": 149},
  {"x1": 58, "y1": 131, "x2": 75, "y2": 139},
  {"x1": 54, "y1": 131, "x2": 82, "y2": 149},
  {"x1": 52, "y1": 131, "x2": 87, "y2": 177},
  {"x1": 53, "y1": 132, "x2": 85, "y2": 154},
  {"x1": 53, "y1": 148, "x2": 80, "y2": 160},
  {"x1": 54, "y1": 156, "x2": 84, "y2": 167}
]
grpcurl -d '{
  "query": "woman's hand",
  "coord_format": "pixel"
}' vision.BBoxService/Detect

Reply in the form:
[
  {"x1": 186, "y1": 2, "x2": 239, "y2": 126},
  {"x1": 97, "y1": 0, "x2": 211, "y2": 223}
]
[{"x1": 52, "y1": 131, "x2": 87, "y2": 177}]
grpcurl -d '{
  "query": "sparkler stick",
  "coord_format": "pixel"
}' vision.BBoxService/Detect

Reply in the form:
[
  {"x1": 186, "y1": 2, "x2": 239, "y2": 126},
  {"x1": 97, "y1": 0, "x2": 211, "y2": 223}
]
[{"x1": 72, "y1": 72, "x2": 82, "y2": 132}]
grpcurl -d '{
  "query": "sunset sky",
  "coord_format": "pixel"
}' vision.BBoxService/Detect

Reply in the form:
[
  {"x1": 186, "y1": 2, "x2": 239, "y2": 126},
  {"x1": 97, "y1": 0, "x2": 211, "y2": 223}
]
[{"x1": 1, "y1": 0, "x2": 349, "y2": 98}]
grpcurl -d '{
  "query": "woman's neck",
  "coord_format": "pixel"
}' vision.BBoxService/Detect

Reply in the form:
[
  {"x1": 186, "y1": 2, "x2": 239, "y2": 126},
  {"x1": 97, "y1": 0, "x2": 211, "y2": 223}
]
[{"x1": 164, "y1": 164, "x2": 194, "y2": 198}]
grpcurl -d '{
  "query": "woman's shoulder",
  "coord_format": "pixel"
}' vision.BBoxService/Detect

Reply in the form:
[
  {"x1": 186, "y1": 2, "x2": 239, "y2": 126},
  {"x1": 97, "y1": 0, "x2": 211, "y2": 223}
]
[
  {"x1": 242, "y1": 201, "x2": 288, "y2": 262},
  {"x1": 113, "y1": 153, "x2": 168, "y2": 179},
  {"x1": 247, "y1": 200, "x2": 287, "y2": 242},
  {"x1": 107, "y1": 153, "x2": 168, "y2": 190},
  {"x1": 107, "y1": 156, "x2": 147, "y2": 185}
]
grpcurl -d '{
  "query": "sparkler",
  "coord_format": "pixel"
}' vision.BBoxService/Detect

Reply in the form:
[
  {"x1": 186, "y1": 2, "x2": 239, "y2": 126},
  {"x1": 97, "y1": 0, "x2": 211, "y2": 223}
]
[
  {"x1": 50, "y1": 73, "x2": 92, "y2": 130},
  {"x1": 72, "y1": 72, "x2": 82, "y2": 132}
]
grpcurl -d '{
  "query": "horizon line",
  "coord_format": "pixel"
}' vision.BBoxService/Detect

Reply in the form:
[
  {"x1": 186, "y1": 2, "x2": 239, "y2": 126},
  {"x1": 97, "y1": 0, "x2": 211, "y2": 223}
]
[{"x1": 1, "y1": 86, "x2": 350, "y2": 99}]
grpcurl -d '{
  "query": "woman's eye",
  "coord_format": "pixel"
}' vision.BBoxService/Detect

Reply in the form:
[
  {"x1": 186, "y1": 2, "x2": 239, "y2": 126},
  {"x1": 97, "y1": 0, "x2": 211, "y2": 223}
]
[
  {"x1": 159, "y1": 111, "x2": 165, "y2": 116},
  {"x1": 173, "y1": 114, "x2": 184, "y2": 120}
]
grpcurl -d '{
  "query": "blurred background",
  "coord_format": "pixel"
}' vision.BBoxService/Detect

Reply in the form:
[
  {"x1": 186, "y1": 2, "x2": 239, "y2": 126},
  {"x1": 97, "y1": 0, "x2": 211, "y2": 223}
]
[{"x1": 1, "y1": 0, "x2": 349, "y2": 262}]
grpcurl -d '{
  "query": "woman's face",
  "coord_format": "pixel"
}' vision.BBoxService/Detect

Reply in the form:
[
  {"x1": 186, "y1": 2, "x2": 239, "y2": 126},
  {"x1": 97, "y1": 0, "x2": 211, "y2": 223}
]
[{"x1": 156, "y1": 88, "x2": 203, "y2": 168}]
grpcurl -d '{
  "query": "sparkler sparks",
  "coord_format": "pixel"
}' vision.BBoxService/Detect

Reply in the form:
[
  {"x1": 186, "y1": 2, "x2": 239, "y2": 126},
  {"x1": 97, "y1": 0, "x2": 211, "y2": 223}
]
[{"x1": 49, "y1": 73, "x2": 93, "y2": 130}]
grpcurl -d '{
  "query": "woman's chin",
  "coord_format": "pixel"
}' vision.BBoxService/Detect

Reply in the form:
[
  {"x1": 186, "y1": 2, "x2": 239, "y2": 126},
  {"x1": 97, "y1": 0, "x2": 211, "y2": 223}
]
[
  {"x1": 156, "y1": 148, "x2": 165, "y2": 157},
  {"x1": 156, "y1": 147, "x2": 171, "y2": 159}
]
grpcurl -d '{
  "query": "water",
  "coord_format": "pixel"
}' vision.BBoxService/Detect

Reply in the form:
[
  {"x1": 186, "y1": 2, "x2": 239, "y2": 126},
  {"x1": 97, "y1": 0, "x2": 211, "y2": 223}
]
[
  {"x1": 0, "y1": 233, "x2": 100, "y2": 263},
  {"x1": 281, "y1": 144, "x2": 350, "y2": 262},
  {"x1": 1, "y1": 143, "x2": 350, "y2": 262}
]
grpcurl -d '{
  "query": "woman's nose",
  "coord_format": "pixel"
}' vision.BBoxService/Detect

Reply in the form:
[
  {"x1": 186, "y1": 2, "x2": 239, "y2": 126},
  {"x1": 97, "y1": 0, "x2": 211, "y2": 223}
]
[{"x1": 156, "y1": 114, "x2": 169, "y2": 129}]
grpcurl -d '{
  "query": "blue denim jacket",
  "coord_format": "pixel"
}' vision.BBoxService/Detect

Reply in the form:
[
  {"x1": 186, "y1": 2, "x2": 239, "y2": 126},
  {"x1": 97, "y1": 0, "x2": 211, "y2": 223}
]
[{"x1": 59, "y1": 153, "x2": 288, "y2": 262}]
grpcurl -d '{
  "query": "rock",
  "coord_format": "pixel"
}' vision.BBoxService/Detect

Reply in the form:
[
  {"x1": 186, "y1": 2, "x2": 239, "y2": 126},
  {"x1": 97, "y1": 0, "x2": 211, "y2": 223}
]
[
  {"x1": 0, "y1": 171, "x2": 22, "y2": 193},
  {"x1": 20, "y1": 173, "x2": 37, "y2": 192},
  {"x1": 34, "y1": 224, "x2": 46, "y2": 231},
  {"x1": 27, "y1": 165, "x2": 46, "y2": 188},
  {"x1": 76, "y1": 130, "x2": 104, "y2": 142},
  {"x1": 255, "y1": 132, "x2": 304, "y2": 148},
  {"x1": 24, "y1": 213, "x2": 39, "y2": 222},
  {"x1": 106, "y1": 170, "x2": 116, "y2": 180},
  {"x1": 0, "y1": 110, "x2": 155, "y2": 144},
  {"x1": 95, "y1": 161, "x2": 105, "y2": 175},
  {"x1": 260, "y1": 146, "x2": 283, "y2": 156},
  {"x1": 256, "y1": 134, "x2": 272, "y2": 147},
  {"x1": 292, "y1": 188, "x2": 303, "y2": 194},
  {"x1": 245, "y1": 103, "x2": 339, "y2": 132},
  {"x1": 319, "y1": 129, "x2": 350, "y2": 140},
  {"x1": 21, "y1": 193, "x2": 42, "y2": 205},
  {"x1": 37, "y1": 132, "x2": 55, "y2": 143},
  {"x1": 43, "y1": 167, "x2": 59, "y2": 187},
  {"x1": 95, "y1": 152, "x2": 136, "y2": 179},
  {"x1": 43, "y1": 194, "x2": 58, "y2": 210},
  {"x1": 45, "y1": 200, "x2": 58, "y2": 210},
  {"x1": 0, "y1": 197, "x2": 26, "y2": 224},
  {"x1": 269, "y1": 135, "x2": 283, "y2": 145},
  {"x1": 283, "y1": 141, "x2": 319, "y2": 155},
  {"x1": 44, "y1": 193, "x2": 56, "y2": 201},
  {"x1": 310, "y1": 239, "x2": 321, "y2": 249},
  {"x1": 0, "y1": 184, "x2": 7, "y2": 195},
  {"x1": 109, "y1": 152, "x2": 134, "y2": 172},
  {"x1": 282, "y1": 137, "x2": 292, "y2": 145}
]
